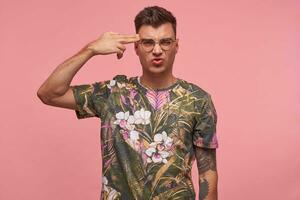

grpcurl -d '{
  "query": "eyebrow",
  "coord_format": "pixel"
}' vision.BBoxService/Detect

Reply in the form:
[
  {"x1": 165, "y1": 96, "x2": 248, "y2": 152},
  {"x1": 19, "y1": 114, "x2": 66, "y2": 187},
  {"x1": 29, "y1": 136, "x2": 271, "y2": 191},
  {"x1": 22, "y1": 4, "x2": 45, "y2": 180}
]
[{"x1": 141, "y1": 37, "x2": 173, "y2": 40}]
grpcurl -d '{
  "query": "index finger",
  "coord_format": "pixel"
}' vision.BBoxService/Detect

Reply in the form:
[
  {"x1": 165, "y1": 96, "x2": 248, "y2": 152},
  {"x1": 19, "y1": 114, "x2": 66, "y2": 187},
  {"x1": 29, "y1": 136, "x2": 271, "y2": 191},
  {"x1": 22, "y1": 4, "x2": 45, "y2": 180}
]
[{"x1": 118, "y1": 34, "x2": 140, "y2": 44}]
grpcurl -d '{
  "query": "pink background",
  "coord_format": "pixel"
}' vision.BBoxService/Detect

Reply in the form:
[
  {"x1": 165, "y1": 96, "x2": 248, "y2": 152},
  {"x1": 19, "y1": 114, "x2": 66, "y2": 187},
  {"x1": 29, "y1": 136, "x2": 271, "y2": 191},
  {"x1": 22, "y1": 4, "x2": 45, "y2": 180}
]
[{"x1": 1, "y1": 0, "x2": 299, "y2": 199}]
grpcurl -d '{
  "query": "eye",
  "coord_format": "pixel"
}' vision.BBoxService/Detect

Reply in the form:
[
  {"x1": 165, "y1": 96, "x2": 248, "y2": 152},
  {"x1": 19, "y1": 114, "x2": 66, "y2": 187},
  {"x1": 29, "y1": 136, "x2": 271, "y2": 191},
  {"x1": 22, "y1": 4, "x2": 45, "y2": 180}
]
[
  {"x1": 142, "y1": 40, "x2": 154, "y2": 46},
  {"x1": 160, "y1": 39, "x2": 172, "y2": 46}
]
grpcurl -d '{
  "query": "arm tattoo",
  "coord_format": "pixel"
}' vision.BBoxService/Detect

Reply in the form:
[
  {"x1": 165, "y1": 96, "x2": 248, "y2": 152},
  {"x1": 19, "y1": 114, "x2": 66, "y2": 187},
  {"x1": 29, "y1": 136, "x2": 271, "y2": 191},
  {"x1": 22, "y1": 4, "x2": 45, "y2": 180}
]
[
  {"x1": 195, "y1": 148, "x2": 217, "y2": 174},
  {"x1": 195, "y1": 148, "x2": 218, "y2": 200},
  {"x1": 199, "y1": 179, "x2": 209, "y2": 200}
]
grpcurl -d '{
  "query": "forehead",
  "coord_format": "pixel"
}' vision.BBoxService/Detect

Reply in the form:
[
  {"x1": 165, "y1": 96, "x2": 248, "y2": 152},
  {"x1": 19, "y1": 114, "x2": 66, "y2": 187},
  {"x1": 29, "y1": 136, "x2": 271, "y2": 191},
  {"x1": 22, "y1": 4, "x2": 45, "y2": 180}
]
[{"x1": 138, "y1": 23, "x2": 175, "y2": 39}]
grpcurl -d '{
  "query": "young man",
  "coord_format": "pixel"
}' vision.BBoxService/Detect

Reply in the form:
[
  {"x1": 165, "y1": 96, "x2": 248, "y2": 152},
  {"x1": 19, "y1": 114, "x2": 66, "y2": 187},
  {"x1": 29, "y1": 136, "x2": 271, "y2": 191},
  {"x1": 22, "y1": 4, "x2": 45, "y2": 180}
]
[{"x1": 37, "y1": 6, "x2": 219, "y2": 200}]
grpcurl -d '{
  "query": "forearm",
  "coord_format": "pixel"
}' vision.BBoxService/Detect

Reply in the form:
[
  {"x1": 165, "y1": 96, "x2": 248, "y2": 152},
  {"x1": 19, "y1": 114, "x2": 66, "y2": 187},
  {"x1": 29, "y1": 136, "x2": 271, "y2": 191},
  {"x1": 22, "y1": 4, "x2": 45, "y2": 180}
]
[
  {"x1": 37, "y1": 46, "x2": 95, "y2": 99},
  {"x1": 199, "y1": 171, "x2": 218, "y2": 200},
  {"x1": 195, "y1": 147, "x2": 218, "y2": 200}
]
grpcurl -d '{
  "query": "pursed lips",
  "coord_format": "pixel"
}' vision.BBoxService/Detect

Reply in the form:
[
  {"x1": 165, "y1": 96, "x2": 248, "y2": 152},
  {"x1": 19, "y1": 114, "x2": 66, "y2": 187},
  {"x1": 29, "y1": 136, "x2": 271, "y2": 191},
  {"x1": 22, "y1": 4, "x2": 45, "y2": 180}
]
[{"x1": 151, "y1": 58, "x2": 164, "y2": 61}]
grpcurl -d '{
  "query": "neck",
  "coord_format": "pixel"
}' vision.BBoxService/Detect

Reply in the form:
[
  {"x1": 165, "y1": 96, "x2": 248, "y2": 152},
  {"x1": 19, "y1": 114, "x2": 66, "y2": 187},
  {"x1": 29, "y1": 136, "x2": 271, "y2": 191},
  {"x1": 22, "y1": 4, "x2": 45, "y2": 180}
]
[{"x1": 139, "y1": 73, "x2": 177, "y2": 90}]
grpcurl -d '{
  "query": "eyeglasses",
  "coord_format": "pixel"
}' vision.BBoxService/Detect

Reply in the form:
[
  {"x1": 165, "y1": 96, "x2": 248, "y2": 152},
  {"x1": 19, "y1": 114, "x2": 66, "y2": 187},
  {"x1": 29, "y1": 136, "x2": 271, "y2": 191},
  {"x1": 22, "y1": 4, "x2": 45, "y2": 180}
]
[{"x1": 137, "y1": 38, "x2": 176, "y2": 52}]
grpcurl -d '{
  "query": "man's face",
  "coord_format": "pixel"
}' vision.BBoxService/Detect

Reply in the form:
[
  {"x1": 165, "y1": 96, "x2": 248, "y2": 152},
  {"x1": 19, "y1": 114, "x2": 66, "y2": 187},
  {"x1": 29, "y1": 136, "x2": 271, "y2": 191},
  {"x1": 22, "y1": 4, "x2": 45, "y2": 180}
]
[{"x1": 134, "y1": 23, "x2": 179, "y2": 75}]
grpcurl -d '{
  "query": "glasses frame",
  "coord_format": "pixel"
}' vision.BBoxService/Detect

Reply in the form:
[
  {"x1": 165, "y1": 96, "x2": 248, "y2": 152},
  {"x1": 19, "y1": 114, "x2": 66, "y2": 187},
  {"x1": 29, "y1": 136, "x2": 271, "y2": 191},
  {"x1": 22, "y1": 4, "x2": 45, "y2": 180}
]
[{"x1": 136, "y1": 37, "x2": 177, "y2": 52}]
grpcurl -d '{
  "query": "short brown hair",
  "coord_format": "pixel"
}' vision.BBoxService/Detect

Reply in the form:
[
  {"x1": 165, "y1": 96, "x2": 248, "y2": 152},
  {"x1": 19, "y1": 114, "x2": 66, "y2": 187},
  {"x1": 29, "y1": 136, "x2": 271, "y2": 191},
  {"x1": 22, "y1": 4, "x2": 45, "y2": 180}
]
[{"x1": 134, "y1": 6, "x2": 177, "y2": 38}]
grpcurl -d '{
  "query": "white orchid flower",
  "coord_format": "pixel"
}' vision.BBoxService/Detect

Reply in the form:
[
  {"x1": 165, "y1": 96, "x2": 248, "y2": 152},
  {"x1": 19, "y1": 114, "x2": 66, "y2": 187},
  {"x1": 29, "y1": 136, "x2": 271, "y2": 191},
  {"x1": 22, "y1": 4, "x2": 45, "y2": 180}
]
[
  {"x1": 145, "y1": 146, "x2": 170, "y2": 163},
  {"x1": 145, "y1": 146, "x2": 156, "y2": 157},
  {"x1": 102, "y1": 176, "x2": 108, "y2": 185},
  {"x1": 129, "y1": 130, "x2": 139, "y2": 141},
  {"x1": 156, "y1": 151, "x2": 169, "y2": 163},
  {"x1": 113, "y1": 111, "x2": 135, "y2": 130},
  {"x1": 145, "y1": 131, "x2": 173, "y2": 164},
  {"x1": 154, "y1": 131, "x2": 173, "y2": 149},
  {"x1": 134, "y1": 108, "x2": 151, "y2": 125},
  {"x1": 125, "y1": 115, "x2": 135, "y2": 130},
  {"x1": 107, "y1": 79, "x2": 116, "y2": 89}
]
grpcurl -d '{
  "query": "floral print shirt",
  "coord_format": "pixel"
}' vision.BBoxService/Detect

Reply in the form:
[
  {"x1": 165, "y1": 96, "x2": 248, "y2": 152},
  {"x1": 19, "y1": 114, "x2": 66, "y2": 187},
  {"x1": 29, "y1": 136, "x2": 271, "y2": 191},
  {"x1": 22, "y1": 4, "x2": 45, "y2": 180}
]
[{"x1": 71, "y1": 74, "x2": 219, "y2": 200}]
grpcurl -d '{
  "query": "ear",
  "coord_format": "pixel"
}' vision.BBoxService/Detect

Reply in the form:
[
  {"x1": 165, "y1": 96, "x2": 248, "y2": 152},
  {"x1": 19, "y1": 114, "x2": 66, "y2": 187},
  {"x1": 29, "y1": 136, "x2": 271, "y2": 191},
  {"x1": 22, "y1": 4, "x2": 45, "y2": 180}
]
[{"x1": 175, "y1": 38, "x2": 179, "y2": 53}]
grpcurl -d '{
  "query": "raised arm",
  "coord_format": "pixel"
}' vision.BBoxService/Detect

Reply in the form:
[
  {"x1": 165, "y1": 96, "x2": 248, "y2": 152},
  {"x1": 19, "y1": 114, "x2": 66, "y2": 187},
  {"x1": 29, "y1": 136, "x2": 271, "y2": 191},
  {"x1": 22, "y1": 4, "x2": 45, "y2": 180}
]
[
  {"x1": 195, "y1": 147, "x2": 218, "y2": 200},
  {"x1": 36, "y1": 32, "x2": 140, "y2": 109},
  {"x1": 37, "y1": 47, "x2": 94, "y2": 110}
]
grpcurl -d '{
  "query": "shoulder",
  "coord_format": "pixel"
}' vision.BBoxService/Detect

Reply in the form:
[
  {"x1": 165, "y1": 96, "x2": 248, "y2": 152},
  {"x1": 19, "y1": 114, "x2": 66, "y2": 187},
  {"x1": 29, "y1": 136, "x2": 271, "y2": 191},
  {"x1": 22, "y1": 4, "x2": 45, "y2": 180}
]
[
  {"x1": 179, "y1": 78, "x2": 211, "y2": 99},
  {"x1": 179, "y1": 79, "x2": 217, "y2": 117}
]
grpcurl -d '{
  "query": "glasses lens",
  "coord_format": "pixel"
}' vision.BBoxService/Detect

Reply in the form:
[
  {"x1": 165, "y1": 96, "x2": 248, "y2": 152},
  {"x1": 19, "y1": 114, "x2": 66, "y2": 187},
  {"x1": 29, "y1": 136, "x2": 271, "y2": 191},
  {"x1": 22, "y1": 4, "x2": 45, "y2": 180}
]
[
  {"x1": 160, "y1": 39, "x2": 173, "y2": 51},
  {"x1": 141, "y1": 40, "x2": 155, "y2": 52}
]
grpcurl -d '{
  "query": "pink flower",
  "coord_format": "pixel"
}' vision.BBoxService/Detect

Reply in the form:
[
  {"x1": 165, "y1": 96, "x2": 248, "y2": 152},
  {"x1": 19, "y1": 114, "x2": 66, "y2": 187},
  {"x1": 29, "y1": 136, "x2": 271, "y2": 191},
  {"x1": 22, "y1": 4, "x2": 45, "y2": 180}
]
[
  {"x1": 120, "y1": 94, "x2": 127, "y2": 105},
  {"x1": 129, "y1": 89, "x2": 137, "y2": 99},
  {"x1": 122, "y1": 130, "x2": 129, "y2": 140}
]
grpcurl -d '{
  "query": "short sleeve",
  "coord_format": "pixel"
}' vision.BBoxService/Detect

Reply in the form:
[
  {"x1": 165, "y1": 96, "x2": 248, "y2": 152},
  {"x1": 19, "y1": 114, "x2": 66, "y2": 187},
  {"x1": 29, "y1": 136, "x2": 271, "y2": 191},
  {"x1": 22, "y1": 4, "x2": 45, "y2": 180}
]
[
  {"x1": 71, "y1": 80, "x2": 109, "y2": 119},
  {"x1": 192, "y1": 93, "x2": 219, "y2": 149}
]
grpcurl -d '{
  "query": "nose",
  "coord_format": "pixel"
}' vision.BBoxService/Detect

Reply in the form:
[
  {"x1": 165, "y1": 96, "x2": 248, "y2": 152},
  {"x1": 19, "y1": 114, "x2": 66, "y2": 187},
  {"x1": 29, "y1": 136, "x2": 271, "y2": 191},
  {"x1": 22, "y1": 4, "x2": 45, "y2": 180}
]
[{"x1": 152, "y1": 43, "x2": 163, "y2": 55}]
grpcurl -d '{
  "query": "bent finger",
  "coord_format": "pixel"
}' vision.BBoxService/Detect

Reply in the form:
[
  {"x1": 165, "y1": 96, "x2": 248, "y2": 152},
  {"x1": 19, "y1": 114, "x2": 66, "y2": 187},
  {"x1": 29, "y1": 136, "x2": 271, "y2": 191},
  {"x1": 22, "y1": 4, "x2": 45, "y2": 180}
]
[
  {"x1": 116, "y1": 48, "x2": 124, "y2": 59},
  {"x1": 117, "y1": 53, "x2": 123, "y2": 59},
  {"x1": 117, "y1": 52, "x2": 123, "y2": 59},
  {"x1": 116, "y1": 43, "x2": 126, "y2": 51}
]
